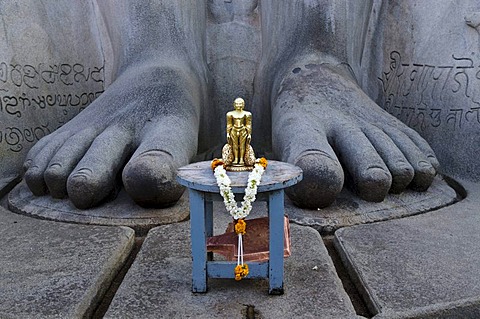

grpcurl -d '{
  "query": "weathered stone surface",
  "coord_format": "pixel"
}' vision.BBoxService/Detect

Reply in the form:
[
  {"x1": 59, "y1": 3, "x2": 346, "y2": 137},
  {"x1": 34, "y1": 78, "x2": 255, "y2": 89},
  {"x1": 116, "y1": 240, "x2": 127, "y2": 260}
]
[
  {"x1": 287, "y1": 175, "x2": 458, "y2": 234},
  {"x1": 19, "y1": 1, "x2": 208, "y2": 210},
  {"x1": 364, "y1": 0, "x2": 480, "y2": 182},
  {"x1": 258, "y1": 1, "x2": 440, "y2": 209},
  {"x1": 0, "y1": 0, "x2": 109, "y2": 178},
  {"x1": 202, "y1": 0, "x2": 261, "y2": 153},
  {"x1": 8, "y1": 180, "x2": 189, "y2": 231},
  {"x1": 335, "y1": 180, "x2": 480, "y2": 318},
  {"x1": 0, "y1": 207, "x2": 134, "y2": 319},
  {"x1": 0, "y1": 174, "x2": 20, "y2": 199},
  {"x1": 4, "y1": 0, "x2": 446, "y2": 212},
  {"x1": 105, "y1": 220, "x2": 359, "y2": 319}
]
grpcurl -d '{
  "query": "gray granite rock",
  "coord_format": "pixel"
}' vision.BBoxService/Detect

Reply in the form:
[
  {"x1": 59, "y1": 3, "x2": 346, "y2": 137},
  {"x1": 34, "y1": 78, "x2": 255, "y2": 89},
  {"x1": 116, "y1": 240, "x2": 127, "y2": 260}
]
[
  {"x1": 202, "y1": 0, "x2": 261, "y2": 154},
  {"x1": 4, "y1": 0, "x2": 448, "y2": 213},
  {"x1": 364, "y1": 0, "x2": 480, "y2": 182},
  {"x1": 0, "y1": 175, "x2": 20, "y2": 199},
  {"x1": 105, "y1": 221, "x2": 359, "y2": 319},
  {"x1": 287, "y1": 175, "x2": 457, "y2": 234},
  {"x1": 8, "y1": 180, "x2": 189, "y2": 232},
  {"x1": 0, "y1": 0, "x2": 109, "y2": 179},
  {"x1": 335, "y1": 180, "x2": 480, "y2": 318},
  {"x1": 0, "y1": 207, "x2": 134, "y2": 319},
  {"x1": 19, "y1": 0, "x2": 208, "y2": 209},
  {"x1": 256, "y1": 1, "x2": 440, "y2": 209}
]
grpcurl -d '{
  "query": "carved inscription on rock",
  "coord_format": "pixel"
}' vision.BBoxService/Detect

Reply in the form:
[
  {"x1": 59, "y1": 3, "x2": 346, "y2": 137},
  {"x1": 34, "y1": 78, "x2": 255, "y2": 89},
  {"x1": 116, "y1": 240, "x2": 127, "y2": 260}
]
[
  {"x1": 0, "y1": 62, "x2": 104, "y2": 153},
  {"x1": 379, "y1": 51, "x2": 480, "y2": 131}
]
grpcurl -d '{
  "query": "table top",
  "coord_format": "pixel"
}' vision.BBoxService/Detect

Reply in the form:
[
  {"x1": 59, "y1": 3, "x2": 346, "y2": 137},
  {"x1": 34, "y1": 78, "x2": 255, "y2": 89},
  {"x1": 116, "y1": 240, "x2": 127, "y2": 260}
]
[{"x1": 176, "y1": 160, "x2": 303, "y2": 193}]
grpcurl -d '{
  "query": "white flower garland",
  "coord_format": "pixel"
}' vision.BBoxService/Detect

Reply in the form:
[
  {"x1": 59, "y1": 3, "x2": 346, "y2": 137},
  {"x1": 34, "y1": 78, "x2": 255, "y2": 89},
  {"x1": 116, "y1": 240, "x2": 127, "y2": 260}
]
[
  {"x1": 213, "y1": 163, "x2": 265, "y2": 220},
  {"x1": 212, "y1": 160, "x2": 266, "y2": 280}
]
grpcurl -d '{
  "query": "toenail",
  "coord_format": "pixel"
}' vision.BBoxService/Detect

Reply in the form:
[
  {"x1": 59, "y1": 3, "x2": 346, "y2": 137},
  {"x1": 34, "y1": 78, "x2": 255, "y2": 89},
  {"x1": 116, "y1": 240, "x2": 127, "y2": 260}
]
[
  {"x1": 48, "y1": 163, "x2": 62, "y2": 169},
  {"x1": 418, "y1": 161, "x2": 434, "y2": 172},
  {"x1": 363, "y1": 167, "x2": 391, "y2": 182},
  {"x1": 428, "y1": 155, "x2": 439, "y2": 163},
  {"x1": 415, "y1": 162, "x2": 436, "y2": 178},
  {"x1": 366, "y1": 166, "x2": 388, "y2": 173},
  {"x1": 296, "y1": 149, "x2": 337, "y2": 163},
  {"x1": 137, "y1": 149, "x2": 173, "y2": 159},
  {"x1": 395, "y1": 160, "x2": 413, "y2": 170},
  {"x1": 71, "y1": 168, "x2": 93, "y2": 180}
]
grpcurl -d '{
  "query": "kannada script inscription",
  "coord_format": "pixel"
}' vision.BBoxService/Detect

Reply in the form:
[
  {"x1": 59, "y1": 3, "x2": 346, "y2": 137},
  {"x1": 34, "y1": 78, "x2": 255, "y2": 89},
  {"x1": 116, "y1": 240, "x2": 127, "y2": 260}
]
[{"x1": 0, "y1": 62, "x2": 105, "y2": 153}]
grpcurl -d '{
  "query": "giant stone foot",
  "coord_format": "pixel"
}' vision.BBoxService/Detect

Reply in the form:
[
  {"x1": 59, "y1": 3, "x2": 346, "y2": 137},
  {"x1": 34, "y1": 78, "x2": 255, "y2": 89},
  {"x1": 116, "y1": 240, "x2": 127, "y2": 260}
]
[
  {"x1": 254, "y1": 0, "x2": 440, "y2": 209},
  {"x1": 272, "y1": 61, "x2": 438, "y2": 209},
  {"x1": 23, "y1": 65, "x2": 204, "y2": 209},
  {"x1": 21, "y1": 0, "x2": 208, "y2": 210}
]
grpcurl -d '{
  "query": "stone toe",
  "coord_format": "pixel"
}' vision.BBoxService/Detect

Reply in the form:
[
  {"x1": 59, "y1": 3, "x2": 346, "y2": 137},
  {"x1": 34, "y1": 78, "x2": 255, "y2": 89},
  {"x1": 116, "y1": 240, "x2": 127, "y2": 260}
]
[
  {"x1": 286, "y1": 151, "x2": 344, "y2": 209},
  {"x1": 123, "y1": 150, "x2": 185, "y2": 208}
]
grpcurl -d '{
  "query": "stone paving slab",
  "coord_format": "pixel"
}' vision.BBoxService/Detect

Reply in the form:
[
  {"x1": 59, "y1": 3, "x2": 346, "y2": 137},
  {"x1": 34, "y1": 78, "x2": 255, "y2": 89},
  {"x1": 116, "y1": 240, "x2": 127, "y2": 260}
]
[
  {"x1": 105, "y1": 221, "x2": 360, "y2": 319},
  {"x1": 335, "y1": 180, "x2": 480, "y2": 318},
  {"x1": 0, "y1": 207, "x2": 134, "y2": 319}
]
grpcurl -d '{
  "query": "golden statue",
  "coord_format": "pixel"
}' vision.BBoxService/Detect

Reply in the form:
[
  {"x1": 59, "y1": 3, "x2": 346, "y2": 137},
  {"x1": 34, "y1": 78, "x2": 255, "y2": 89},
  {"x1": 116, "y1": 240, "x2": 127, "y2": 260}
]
[{"x1": 222, "y1": 98, "x2": 256, "y2": 171}]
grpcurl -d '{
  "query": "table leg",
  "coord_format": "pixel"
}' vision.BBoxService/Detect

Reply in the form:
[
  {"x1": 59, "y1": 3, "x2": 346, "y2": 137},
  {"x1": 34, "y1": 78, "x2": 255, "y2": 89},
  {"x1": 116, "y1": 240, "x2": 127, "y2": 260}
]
[
  {"x1": 189, "y1": 189, "x2": 207, "y2": 293},
  {"x1": 268, "y1": 190, "x2": 285, "y2": 295},
  {"x1": 205, "y1": 200, "x2": 213, "y2": 261}
]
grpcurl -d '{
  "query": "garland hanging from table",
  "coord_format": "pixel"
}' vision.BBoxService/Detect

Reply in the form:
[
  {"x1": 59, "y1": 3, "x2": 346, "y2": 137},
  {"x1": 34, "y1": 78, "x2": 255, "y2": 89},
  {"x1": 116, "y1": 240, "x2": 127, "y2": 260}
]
[{"x1": 211, "y1": 157, "x2": 268, "y2": 280}]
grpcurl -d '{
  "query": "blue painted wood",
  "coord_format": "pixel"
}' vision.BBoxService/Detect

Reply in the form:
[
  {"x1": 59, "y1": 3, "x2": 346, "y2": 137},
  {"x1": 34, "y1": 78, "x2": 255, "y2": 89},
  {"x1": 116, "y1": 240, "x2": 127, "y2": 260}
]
[
  {"x1": 189, "y1": 189, "x2": 208, "y2": 293},
  {"x1": 177, "y1": 160, "x2": 303, "y2": 193},
  {"x1": 207, "y1": 261, "x2": 269, "y2": 279},
  {"x1": 268, "y1": 190, "x2": 285, "y2": 295},
  {"x1": 205, "y1": 200, "x2": 213, "y2": 237},
  {"x1": 205, "y1": 200, "x2": 214, "y2": 261}
]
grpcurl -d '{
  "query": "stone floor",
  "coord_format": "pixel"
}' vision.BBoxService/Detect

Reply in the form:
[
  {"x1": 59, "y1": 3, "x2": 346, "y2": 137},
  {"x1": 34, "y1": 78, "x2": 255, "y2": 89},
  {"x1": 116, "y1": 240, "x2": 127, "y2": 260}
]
[{"x1": 1, "y1": 176, "x2": 479, "y2": 318}]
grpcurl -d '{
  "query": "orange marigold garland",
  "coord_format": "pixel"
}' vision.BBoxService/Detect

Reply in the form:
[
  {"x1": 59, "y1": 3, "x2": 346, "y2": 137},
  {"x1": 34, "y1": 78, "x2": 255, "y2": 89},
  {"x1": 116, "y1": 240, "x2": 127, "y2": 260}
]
[
  {"x1": 257, "y1": 157, "x2": 268, "y2": 169},
  {"x1": 211, "y1": 158, "x2": 224, "y2": 170},
  {"x1": 234, "y1": 264, "x2": 249, "y2": 281},
  {"x1": 235, "y1": 219, "x2": 246, "y2": 235},
  {"x1": 235, "y1": 219, "x2": 248, "y2": 280}
]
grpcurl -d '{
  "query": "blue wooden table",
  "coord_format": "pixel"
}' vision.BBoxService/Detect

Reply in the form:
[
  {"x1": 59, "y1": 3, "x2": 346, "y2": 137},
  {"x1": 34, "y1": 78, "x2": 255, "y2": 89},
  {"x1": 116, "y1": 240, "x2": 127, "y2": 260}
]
[{"x1": 177, "y1": 160, "x2": 302, "y2": 295}]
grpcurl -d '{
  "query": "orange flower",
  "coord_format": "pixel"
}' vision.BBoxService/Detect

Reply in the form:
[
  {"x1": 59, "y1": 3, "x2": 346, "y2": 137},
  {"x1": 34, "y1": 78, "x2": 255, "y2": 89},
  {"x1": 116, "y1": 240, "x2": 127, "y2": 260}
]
[
  {"x1": 257, "y1": 157, "x2": 268, "y2": 169},
  {"x1": 235, "y1": 219, "x2": 247, "y2": 235},
  {"x1": 211, "y1": 158, "x2": 224, "y2": 170},
  {"x1": 234, "y1": 264, "x2": 249, "y2": 281}
]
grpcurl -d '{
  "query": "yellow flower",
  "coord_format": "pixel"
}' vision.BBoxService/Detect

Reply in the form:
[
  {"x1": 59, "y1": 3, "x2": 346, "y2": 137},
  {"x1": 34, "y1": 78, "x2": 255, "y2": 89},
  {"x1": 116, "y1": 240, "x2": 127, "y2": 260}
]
[
  {"x1": 235, "y1": 219, "x2": 247, "y2": 235},
  {"x1": 234, "y1": 264, "x2": 249, "y2": 281},
  {"x1": 257, "y1": 157, "x2": 268, "y2": 169},
  {"x1": 211, "y1": 158, "x2": 224, "y2": 170}
]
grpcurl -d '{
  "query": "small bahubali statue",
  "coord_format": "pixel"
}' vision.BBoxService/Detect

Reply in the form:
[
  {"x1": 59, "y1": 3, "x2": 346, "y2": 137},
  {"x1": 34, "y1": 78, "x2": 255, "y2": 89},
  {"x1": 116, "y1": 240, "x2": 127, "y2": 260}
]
[{"x1": 222, "y1": 97, "x2": 256, "y2": 171}]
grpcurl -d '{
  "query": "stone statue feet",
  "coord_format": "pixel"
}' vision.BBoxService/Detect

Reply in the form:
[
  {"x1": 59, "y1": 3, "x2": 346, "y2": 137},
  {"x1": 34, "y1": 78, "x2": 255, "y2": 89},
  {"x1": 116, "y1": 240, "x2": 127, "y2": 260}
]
[
  {"x1": 23, "y1": 64, "x2": 205, "y2": 209},
  {"x1": 272, "y1": 61, "x2": 439, "y2": 209}
]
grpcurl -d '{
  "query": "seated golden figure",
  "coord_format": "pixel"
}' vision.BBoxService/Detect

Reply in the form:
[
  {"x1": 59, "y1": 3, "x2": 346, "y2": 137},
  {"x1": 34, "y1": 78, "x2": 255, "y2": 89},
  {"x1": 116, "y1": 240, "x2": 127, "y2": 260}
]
[{"x1": 223, "y1": 98, "x2": 256, "y2": 171}]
